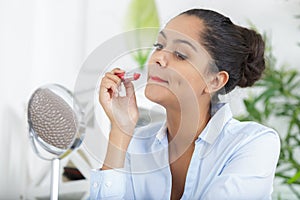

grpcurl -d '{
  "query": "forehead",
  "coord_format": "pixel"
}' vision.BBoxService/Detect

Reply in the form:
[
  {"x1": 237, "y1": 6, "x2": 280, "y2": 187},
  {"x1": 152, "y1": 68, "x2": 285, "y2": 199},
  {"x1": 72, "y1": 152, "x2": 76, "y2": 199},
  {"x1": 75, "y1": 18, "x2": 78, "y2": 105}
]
[
  {"x1": 161, "y1": 14, "x2": 213, "y2": 64},
  {"x1": 164, "y1": 14, "x2": 204, "y2": 44}
]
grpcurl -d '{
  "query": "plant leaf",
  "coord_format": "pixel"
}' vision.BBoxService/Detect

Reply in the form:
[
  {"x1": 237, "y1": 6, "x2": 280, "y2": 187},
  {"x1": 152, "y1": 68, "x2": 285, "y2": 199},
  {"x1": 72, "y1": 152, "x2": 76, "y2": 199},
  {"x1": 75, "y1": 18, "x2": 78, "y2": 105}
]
[
  {"x1": 123, "y1": 0, "x2": 160, "y2": 69},
  {"x1": 124, "y1": 0, "x2": 160, "y2": 30},
  {"x1": 287, "y1": 170, "x2": 300, "y2": 184}
]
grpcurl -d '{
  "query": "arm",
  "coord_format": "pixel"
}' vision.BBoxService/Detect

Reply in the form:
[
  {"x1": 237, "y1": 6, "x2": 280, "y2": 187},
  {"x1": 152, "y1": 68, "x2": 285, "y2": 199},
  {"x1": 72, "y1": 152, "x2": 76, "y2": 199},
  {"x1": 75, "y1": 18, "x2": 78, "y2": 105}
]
[
  {"x1": 89, "y1": 68, "x2": 139, "y2": 199},
  {"x1": 99, "y1": 68, "x2": 139, "y2": 169},
  {"x1": 202, "y1": 130, "x2": 280, "y2": 200}
]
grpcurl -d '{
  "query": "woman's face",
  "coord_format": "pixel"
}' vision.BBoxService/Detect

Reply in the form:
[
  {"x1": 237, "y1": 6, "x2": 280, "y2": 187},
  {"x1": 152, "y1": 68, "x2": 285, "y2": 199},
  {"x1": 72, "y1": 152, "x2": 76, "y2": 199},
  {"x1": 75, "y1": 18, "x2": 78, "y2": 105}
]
[{"x1": 145, "y1": 14, "x2": 215, "y2": 109}]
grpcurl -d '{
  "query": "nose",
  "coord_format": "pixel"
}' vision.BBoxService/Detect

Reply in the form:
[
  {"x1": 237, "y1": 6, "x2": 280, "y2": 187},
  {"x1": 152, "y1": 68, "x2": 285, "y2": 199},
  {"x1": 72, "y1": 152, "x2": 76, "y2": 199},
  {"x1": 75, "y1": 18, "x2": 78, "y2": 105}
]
[{"x1": 153, "y1": 50, "x2": 169, "y2": 68}]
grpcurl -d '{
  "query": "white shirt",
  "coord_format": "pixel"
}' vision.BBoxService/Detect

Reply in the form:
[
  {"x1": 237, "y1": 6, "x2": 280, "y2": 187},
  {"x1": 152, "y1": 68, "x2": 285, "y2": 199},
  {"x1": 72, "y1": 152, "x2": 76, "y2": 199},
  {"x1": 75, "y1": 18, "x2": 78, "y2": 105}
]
[{"x1": 89, "y1": 103, "x2": 280, "y2": 199}]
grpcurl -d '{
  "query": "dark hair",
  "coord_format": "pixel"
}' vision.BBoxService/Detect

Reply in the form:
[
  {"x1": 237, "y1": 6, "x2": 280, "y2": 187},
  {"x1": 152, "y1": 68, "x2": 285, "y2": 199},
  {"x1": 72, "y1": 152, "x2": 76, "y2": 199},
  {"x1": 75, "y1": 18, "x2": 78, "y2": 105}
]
[{"x1": 181, "y1": 9, "x2": 265, "y2": 93}]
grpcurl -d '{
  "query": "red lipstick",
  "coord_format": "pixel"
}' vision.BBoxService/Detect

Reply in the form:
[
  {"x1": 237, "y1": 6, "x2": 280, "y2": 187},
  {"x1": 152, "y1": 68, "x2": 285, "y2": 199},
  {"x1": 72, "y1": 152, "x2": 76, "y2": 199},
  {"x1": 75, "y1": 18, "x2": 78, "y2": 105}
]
[{"x1": 116, "y1": 72, "x2": 141, "y2": 82}]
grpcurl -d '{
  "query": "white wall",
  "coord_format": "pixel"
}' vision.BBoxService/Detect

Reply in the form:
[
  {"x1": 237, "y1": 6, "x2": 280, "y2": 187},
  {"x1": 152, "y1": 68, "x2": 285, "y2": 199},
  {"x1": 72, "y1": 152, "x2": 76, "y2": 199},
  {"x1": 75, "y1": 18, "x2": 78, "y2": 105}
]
[
  {"x1": 0, "y1": 0, "x2": 299, "y2": 199},
  {"x1": 196, "y1": 0, "x2": 300, "y2": 69}
]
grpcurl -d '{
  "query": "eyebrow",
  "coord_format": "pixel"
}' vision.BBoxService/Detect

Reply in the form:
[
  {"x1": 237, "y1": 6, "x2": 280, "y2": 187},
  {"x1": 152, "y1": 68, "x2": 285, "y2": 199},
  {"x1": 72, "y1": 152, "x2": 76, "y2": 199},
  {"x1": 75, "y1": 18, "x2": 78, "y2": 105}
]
[
  {"x1": 159, "y1": 31, "x2": 167, "y2": 39},
  {"x1": 159, "y1": 31, "x2": 198, "y2": 52},
  {"x1": 174, "y1": 39, "x2": 197, "y2": 52}
]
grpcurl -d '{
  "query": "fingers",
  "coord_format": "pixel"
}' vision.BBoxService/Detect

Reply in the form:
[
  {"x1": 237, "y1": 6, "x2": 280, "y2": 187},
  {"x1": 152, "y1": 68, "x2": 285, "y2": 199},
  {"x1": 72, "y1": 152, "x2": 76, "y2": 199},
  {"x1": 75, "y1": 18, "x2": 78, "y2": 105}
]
[
  {"x1": 99, "y1": 68, "x2": 124, "y2": 99},
  {"x1": 106, "y1": 68, "x2": 124, "y2": 84},
  {"x1": 123, "y1": 81, "x2": 135, "y2": 98},
  {"x1": 100, "y1": 68, "x2": 137, "y2": 100},
  {"x1": 99, "y1": 68, "x2": 139, "y2": 130},
  {"x1": 100, "y1": 78, "x2": 118, "y2": 98}
]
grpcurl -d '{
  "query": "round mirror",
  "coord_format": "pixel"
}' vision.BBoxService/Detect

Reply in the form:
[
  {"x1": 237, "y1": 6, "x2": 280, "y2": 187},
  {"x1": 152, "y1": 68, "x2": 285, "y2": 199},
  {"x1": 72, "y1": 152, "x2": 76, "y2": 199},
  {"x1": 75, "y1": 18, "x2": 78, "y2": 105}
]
[{"x1": 27, "y1": 84, "x2": 85, "y2": 160}]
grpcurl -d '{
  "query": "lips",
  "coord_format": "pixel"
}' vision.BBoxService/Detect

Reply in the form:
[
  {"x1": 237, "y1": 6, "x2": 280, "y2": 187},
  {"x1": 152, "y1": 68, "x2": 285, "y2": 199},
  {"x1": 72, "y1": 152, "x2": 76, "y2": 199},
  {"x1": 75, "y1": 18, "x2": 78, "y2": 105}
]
[{"x1": 149, "y1": 76, "x2": 168, "y2": 83}]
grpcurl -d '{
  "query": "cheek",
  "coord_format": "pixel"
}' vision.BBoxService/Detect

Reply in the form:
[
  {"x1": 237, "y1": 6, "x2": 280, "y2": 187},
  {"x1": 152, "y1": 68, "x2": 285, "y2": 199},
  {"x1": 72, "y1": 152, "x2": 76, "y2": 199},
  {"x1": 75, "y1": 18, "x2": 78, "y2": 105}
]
[
  {"x1": 170, "y1": 70, "x2": 208, "y2": 98},
  {"x1": 191, "y1": 75, "x2": 208, "y2": 91}
]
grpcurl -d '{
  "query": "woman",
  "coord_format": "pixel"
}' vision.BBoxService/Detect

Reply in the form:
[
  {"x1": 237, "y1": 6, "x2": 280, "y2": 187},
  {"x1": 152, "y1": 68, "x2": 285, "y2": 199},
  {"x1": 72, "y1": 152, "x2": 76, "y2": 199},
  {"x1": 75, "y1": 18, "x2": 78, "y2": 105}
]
[{"x1": 91, "y1": 9, "x2": 280, "y2": 199}]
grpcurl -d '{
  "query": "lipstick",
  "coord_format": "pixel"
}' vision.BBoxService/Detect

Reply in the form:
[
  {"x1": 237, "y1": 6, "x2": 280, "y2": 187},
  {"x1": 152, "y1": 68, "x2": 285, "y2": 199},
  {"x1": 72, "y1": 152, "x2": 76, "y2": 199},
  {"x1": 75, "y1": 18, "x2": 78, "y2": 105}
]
[{"x1": 116, "y1": 72, "x2": 141, "y2": 82}]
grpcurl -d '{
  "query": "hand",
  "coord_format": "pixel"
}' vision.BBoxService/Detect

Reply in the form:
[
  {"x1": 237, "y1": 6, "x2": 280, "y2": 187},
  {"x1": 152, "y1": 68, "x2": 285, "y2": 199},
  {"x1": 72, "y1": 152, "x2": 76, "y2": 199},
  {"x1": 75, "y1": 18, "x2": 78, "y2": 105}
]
[{"x1": 99, "y1": 68, "x2": 139, "y2": 135}]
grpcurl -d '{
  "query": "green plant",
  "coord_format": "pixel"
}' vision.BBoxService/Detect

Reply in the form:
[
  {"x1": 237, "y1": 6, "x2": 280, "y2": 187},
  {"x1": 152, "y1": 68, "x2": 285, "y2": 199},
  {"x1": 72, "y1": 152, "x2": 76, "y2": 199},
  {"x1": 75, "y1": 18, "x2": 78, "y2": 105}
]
[
  {"x1": 238, "y1": 32, "x2": 300, "y2": 198},
  {"x1": 123, "y1": 0, "x2": 160, "y2": 69}
]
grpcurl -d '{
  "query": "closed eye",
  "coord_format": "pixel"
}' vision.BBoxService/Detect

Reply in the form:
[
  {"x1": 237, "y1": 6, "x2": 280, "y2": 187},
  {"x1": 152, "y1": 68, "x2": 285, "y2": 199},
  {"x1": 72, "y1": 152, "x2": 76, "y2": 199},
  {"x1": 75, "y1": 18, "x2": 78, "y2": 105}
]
[
  {"x1": 153, "y1": 43, "x2": 188, "y2": 61},
  {"x1": 174, "y1": 51, "x2": 188, "y2": 60}
]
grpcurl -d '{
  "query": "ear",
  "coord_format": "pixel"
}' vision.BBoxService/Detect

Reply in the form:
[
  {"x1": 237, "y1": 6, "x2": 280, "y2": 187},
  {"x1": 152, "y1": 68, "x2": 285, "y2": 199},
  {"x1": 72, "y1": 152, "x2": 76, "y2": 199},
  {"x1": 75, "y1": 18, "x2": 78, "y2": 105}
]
[{"x1": 204, "y1": 71, "x2": 229, "y2": 94}]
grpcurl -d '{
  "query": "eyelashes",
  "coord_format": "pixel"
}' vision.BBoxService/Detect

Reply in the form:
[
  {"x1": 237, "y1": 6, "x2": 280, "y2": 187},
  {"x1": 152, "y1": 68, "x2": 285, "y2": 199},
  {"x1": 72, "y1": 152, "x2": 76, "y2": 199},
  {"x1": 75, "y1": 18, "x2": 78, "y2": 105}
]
[
  {"x1": 153, "y1": 43, "x2": 188, "y2": 61},
  {"x1": 153, "y1": 43, "x2": 163, "y2": 50},
  {"x1": 174, "y1": 51, "x2": 188, "y2": 60}
]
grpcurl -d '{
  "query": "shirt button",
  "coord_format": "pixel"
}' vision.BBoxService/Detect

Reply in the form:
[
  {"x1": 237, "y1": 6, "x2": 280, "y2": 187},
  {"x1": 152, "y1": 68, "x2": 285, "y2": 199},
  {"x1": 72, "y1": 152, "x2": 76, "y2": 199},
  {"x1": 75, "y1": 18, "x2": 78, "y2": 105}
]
[
  {"x1": 93, "y1": 182, "x2": 98, "y2": 188},
  {"x1": 105, "y1": 181, "x2": 112, "y2": 188}
]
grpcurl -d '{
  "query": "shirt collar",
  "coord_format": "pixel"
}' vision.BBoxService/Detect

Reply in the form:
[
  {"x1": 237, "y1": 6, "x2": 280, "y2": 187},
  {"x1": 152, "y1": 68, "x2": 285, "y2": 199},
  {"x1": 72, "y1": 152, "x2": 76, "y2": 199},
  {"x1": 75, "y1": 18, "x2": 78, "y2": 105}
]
[
  {"x1": 155, "y1": 103, "x2": 232, "y2": 145},
  {"x1": 198, "y1": 103, "x2": 232, "y2": 144},
  {"x1": 156, "y1": 121, "x2": 168, "y2": 143}
]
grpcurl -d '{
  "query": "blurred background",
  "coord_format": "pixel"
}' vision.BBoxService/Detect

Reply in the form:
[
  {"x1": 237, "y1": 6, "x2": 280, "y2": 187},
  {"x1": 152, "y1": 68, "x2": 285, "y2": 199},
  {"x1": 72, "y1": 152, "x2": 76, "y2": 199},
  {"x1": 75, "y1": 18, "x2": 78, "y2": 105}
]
[{"x1": 0, "y1": 0, "x2": 299, "y2": 199}]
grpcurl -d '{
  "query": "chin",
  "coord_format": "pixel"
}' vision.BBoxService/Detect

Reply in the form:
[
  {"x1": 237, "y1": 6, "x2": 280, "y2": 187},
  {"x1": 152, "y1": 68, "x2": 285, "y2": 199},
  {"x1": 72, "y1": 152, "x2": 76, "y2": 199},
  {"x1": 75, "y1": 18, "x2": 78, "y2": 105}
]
[
  {"x1": 145, "y1": 84, "x2": 167, "y2": 105},
  {"x1": 145, "y1": 84, "x2": 178, "y2": 109}
]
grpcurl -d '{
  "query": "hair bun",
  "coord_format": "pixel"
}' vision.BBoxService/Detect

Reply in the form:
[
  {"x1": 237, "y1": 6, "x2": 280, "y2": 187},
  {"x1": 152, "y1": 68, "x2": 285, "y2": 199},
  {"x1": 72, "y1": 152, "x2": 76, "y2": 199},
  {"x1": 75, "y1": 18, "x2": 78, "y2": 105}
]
[{"x1": 238, "y1": 28, "x2": 265, "y2": 88}]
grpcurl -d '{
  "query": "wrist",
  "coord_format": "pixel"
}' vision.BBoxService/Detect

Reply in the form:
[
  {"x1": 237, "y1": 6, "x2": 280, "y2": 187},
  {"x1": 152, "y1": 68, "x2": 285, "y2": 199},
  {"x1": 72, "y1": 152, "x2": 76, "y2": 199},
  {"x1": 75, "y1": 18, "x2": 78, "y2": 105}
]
[
  {"x1": 111, "y1": 123, "x2": 135, "y2": 136},
  {"x1": 102, "y1": 129, "x2": 132, "y2": 169},
  {"x1": 110, "y1": 126, "x2": 132, "y2": 149}
]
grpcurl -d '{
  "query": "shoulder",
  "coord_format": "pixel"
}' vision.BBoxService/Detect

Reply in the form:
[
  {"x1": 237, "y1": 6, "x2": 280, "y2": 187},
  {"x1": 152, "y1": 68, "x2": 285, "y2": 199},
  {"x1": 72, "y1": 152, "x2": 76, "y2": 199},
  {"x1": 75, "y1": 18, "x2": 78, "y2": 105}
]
[
  {"x1": 226, "y1": 118, "x2": 278, "y2": 137},
  {"x1": 217, "y1": 119, "x2": 281, "y2": 177},
  {"x1": 223, "y1": 118, "x2": 280, "y2": 151}
]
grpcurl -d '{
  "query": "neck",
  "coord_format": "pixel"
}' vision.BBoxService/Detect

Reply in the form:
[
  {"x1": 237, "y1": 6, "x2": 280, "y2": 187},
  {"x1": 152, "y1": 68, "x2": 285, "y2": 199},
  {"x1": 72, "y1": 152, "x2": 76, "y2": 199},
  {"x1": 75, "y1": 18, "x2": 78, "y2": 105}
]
[{"x1": 165, "y1": 100, "x2": 211, "y2": 159}]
